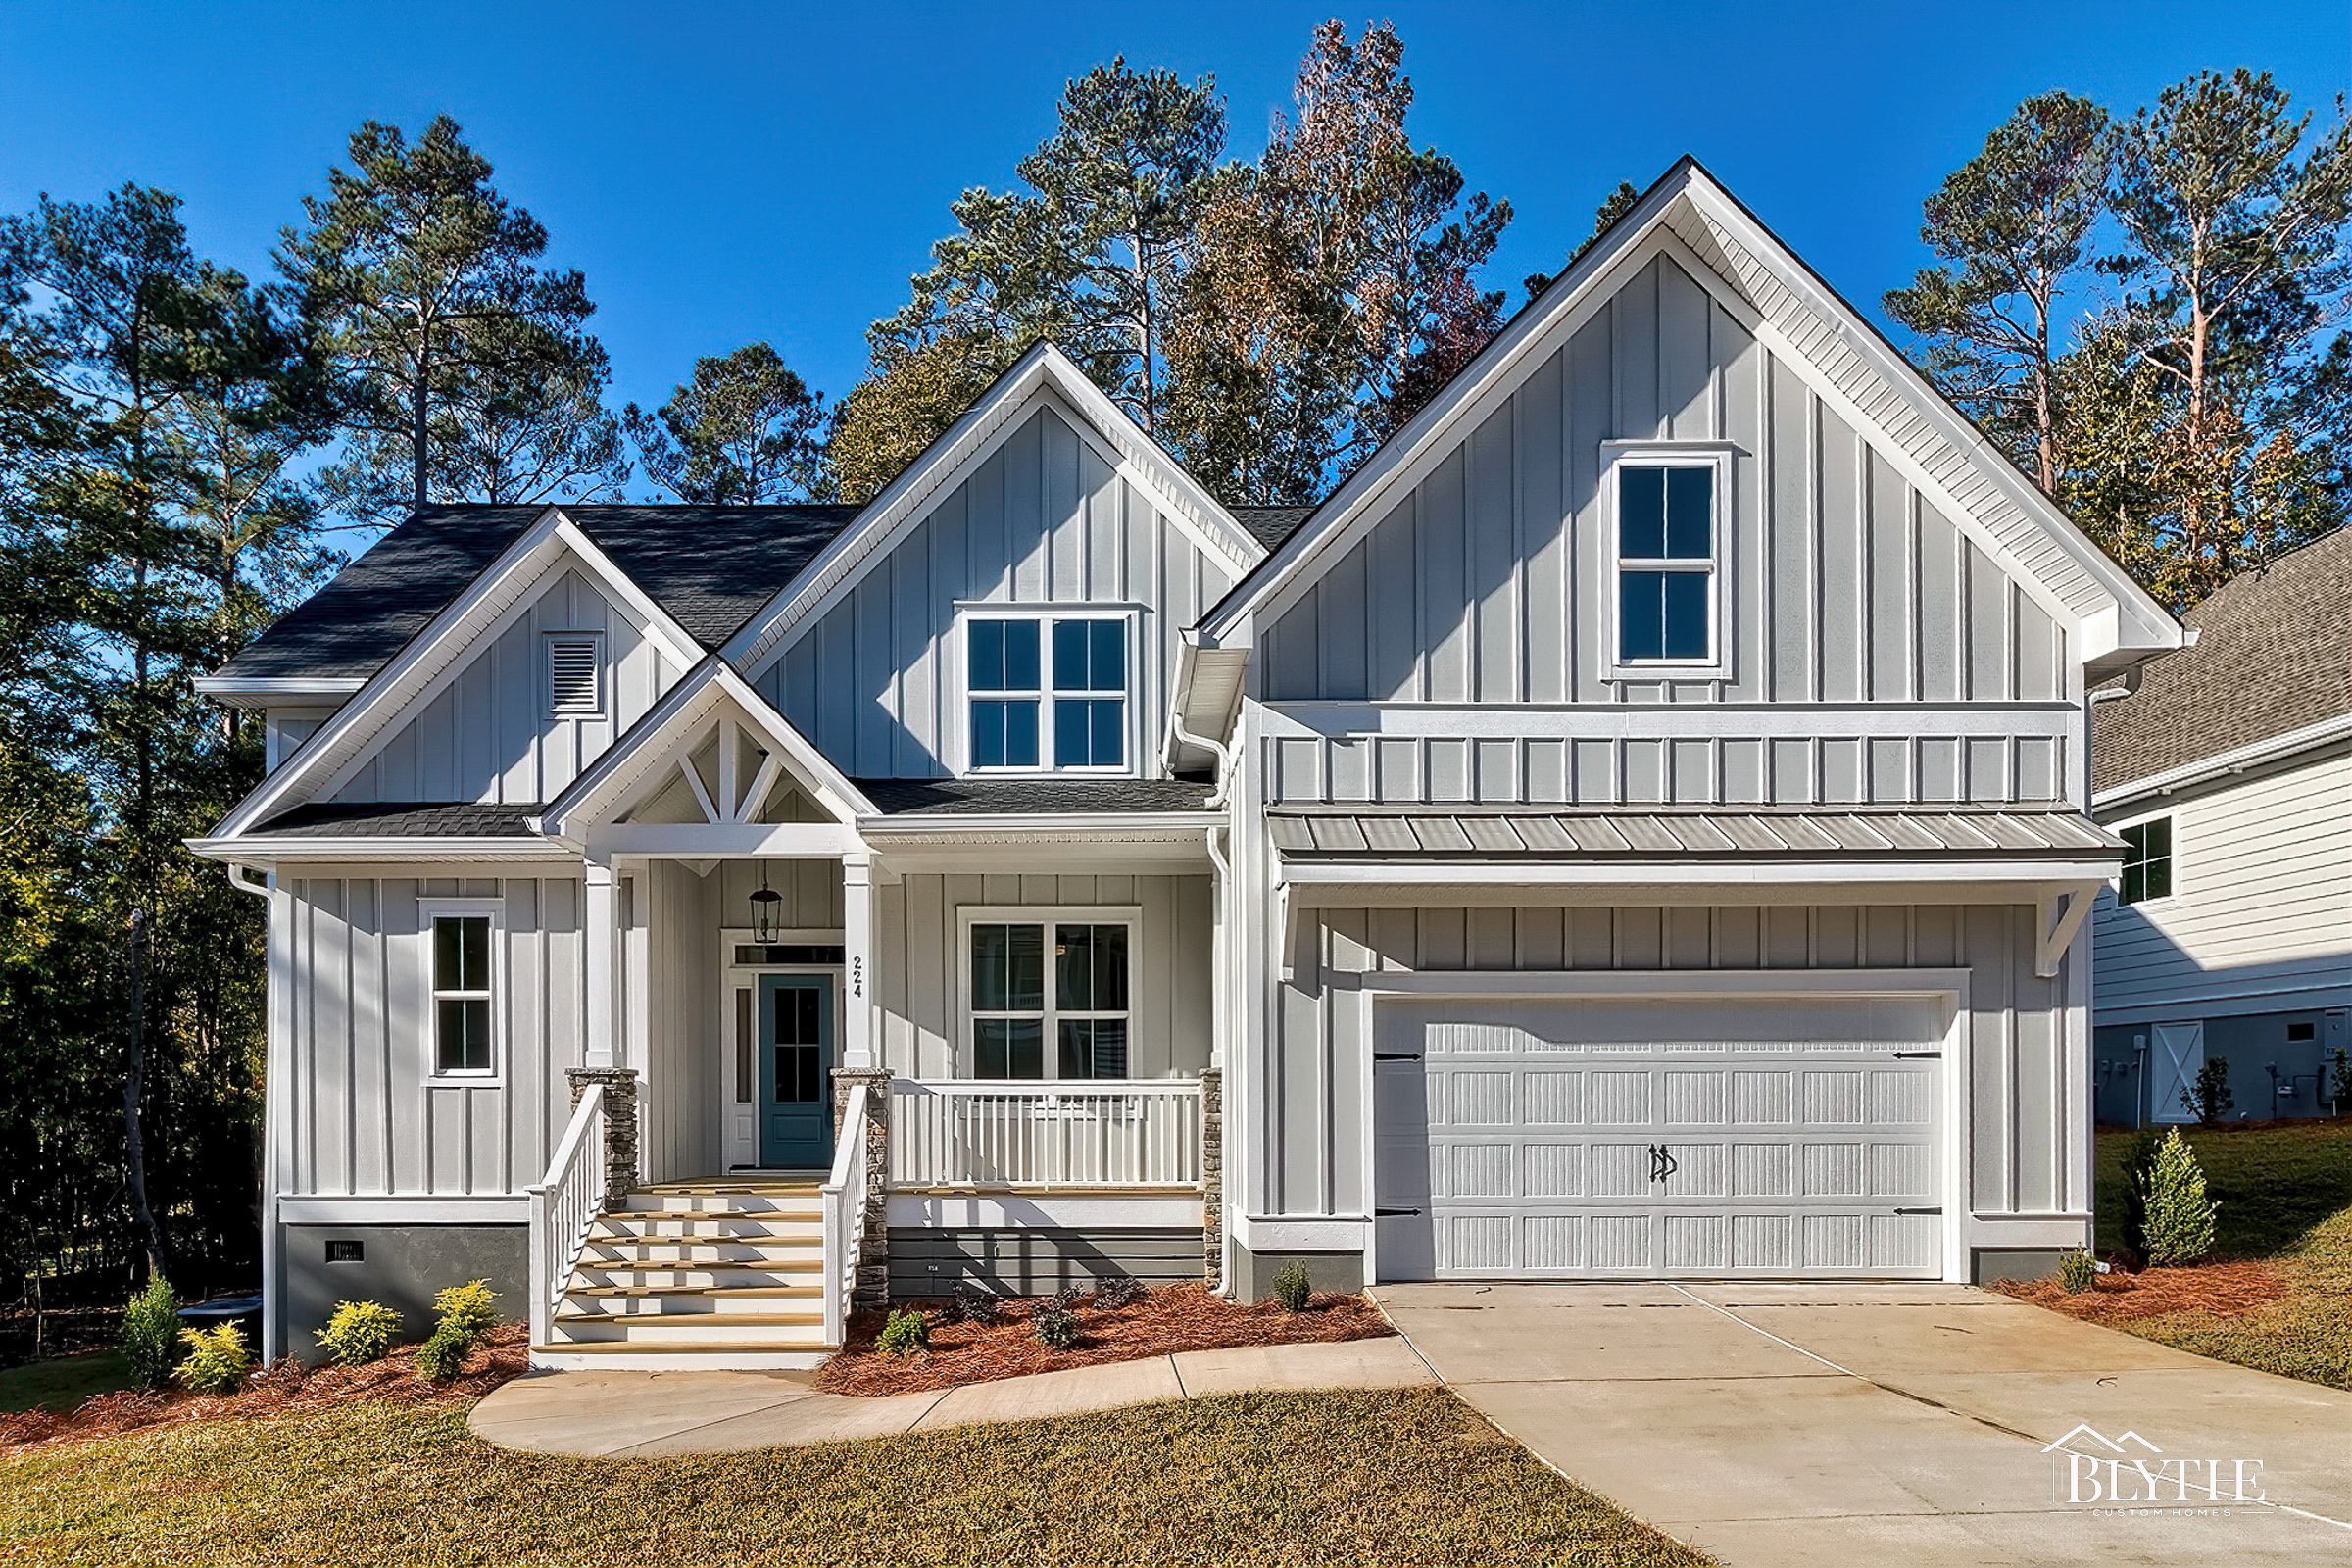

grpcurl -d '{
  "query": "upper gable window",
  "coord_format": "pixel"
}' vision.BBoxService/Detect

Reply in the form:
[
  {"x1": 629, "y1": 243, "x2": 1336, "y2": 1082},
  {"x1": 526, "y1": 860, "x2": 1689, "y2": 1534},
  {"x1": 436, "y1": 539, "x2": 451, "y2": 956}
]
[
  {"x1": 964, "y1": 611, "x2": 1132, "y2": 774},
  {"x1": 1606, "y1": 449, "x2": 1729, "y2": 676},
  {"x1": 547, "y1": 633, "x2": 605, "y2": 717}
]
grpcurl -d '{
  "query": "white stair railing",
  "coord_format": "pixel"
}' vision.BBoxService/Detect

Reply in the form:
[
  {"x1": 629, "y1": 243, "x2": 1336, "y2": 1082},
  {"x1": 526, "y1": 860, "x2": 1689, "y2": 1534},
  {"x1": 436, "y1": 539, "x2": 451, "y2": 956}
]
[
  {"x1": 819, "y1": 1081, "x2": 874, "y2": 1348},
  {"x1": 525, "y1": 1082, "x2": 606, "y2": 1349},
  {"x1": 889, "y1": 1080, "x2": 1202, "y2": 1189}
]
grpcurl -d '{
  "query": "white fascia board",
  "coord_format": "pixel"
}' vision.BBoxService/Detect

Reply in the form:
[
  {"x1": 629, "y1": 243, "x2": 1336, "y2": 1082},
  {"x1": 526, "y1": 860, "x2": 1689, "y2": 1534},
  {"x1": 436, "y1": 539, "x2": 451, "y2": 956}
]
[
  {"x1": 588, "y1": 822, "x2": 866, "y2": 857},
  {"x1": 193, "y1": 675, "x2": 368, "y2": 709},
  {"x1": 2092, "y1": 713, "x2": 2352, "y2": 812},
  {"x1": 185, "y1": 836, "x2": 575, "y2": 870},
  {"x1": 211, "y1": 508, "x2": 706, "y2": 839},
  {"x1": 277, "y1": 1196, "x2": 529, "y2": 1225},
  {"x1": 1199, "y1": 193, "x2": 1700, "y2": 646},
  {"x1": 726, "y1": 343, "x2": 1261, "y2": 677},
  {"x1": 1280, "y1": 858, "x2": 2122, "y2": 908},
  {"x1": 538, "y1": 657, "x2": 875, "y2": 841},
  {"x1": 858, "y1": 811, "x2": 1220, "y2": 834}
]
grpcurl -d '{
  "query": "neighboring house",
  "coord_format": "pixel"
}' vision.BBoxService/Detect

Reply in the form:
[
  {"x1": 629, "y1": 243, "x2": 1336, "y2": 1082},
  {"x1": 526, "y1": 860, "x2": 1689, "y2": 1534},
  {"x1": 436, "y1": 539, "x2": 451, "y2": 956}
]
[
  {"x1": 2088, "y1": 527, "x2": 2352, "y2": 1128},
  {"x1": 190, "y1": 160, "x2": 2181, "y2": 1369}
]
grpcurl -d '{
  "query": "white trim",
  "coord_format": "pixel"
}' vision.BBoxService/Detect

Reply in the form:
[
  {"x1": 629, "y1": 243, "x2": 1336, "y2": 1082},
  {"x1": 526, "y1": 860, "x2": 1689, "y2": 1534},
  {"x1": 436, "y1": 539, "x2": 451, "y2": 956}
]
[
  {"x1": 725, "y1": 345, "x2": 1262, "y2": 676},
  {"x1": 420, "y1": 897, "x2": 507, "y2": 1084},
  {"x1": 1232, "y1": 1215, "x2": 1370, "y2": 1250},
  {"x1": 187, "y1": 838, "x2": 571, "y2": 868},
  {"x1": 955, "y1": 606, "x2": 1142, "y2": 777},
  {"x1": 1600, "y1": 445, "x2": 1734, "y2": 681},
  {"x1": 956, "y1": 904, "x2": 1144, "y2": 1081},
  {"x1": 195, "y1": 675, "x2": 367, "y2": 709},
  {"x1": 1256, "y1": 701, "x2": 2078, "y2": 741},
  {"x1": 278, "y1": 1196, "x2": 529, "y2": 1224},
  {"x1": 886, "y1": 1194, "x2": 1204, "y2": 1227},
  {"x1": 2093, "y1": 713, "x2": 2352, "y2": 811},
  {"x1": 1282, "y1": 858, "x2": 2122, "y2": 892}
]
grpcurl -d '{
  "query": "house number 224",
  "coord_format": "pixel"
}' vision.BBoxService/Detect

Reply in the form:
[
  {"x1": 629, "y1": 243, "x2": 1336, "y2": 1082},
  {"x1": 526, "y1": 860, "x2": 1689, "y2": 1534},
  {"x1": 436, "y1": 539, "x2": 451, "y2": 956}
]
[{"x1": 851, "y1": 955, "x2": 863, "y2": 997}]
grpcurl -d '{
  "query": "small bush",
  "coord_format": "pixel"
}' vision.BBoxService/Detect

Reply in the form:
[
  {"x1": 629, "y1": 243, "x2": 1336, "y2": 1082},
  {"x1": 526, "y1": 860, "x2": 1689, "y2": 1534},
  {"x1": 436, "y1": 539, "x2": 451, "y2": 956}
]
[
  {"x1": 876, "y1": 1308, "x2": 931, "y2": 1357},
  {"x1": 2058, "y1": 1250, "x2": 2097, "y2": 1295},
  {"x1": 1269, "y1": 1259, "x2": 1312, "y2": 1312},
  {"x1": 1031, "y1": 1306, "x2": 1080, "y2": 1348},
  {"x1": 173, "y1": 1322, "x2": 251, "y2": 1395},
  {"x1": 2183, "y1": 1056, "x2": 2234, "y2": 1125},
  {"x1": 315, "y1": 1299, "x2": 403, "y2": 1366},
  {"x1": 2328, "y1": 1048, "x2": 2351, "y2": 1110},
  {"x1": 1094, "y1": 1275, "x2": 1147, "y2": 1310},
  {"x1": 431, "y1": 1279, "x2": 500, "y2": 1346},
  {"x1": 121, "y1": 1277, "x2": 180, "y2": 1389},
  {"x1": 1052, "y1": 1283, "x2": 1089, "y2": 1311},
  {"x1": 2141, "y1": 1127, "x2": 2219, "y2": 1266},
  {"x1": 414, "y1": 1319, "x2": 473, "y2": 1381},
  {"x1": 946, "y1": 1285, "x2": 1002, "y2": 1326}
]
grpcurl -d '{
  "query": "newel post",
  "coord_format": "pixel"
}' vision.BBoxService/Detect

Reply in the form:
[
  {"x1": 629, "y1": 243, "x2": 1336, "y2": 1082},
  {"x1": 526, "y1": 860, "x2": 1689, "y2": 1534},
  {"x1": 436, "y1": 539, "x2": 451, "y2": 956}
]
[
  {"x1": 833, "y1": 1067, "x2": 892, "y2": 1304},
  {"x1": 567, "y1": 1066, "x2": 641, "y2": 1208},
  {"x1": 1200, "y1": 1067, "x2": 1224, "y2": 1291}
]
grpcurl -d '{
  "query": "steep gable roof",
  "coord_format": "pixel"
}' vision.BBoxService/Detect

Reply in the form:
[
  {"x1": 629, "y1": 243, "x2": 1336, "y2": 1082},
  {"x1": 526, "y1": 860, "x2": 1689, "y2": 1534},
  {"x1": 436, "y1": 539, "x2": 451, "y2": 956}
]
[
  {"x1": 1200, "y1": 158, "x2": 2180, "y2": 675},
  {"x1": 2092, "y1": 525, "x2": 2352, "y2": 791}
]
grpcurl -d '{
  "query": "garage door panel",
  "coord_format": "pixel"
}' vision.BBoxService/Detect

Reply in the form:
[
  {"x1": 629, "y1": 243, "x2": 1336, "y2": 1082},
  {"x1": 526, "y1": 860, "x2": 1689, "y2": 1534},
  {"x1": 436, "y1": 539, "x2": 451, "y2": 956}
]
[{"x1": 1377, "y1": 995, "x2": 1945, "y2": 1281}]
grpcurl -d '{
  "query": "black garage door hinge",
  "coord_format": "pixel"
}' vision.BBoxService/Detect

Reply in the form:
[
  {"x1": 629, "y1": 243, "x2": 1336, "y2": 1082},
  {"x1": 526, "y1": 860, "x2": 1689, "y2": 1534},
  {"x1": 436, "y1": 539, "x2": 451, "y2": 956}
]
[
  {"x1": 1375, "y1": 1207, "x2": 1423, "y2": 1217},
  {"x1": 1893, "y1": 1051, "x2": 1944, "y2": 1058},
  {"x1": 1894, "y1": 1206, "x2": 1943, "y2": 1215},
  {"x1": 1373, "y1": 1052, "x2": 1422, "y2": 1060}
]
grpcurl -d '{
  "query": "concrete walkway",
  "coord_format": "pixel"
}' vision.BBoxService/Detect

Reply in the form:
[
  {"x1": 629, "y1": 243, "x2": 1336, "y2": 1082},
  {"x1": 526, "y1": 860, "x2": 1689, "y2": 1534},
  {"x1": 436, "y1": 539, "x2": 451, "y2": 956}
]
[
  {"x1": 466, "y1": 1336, "x2": 1434, "y2": 1458},
  {"x1": 1372, "y1": 1281, "x2": 2352, "y2": 1568}
]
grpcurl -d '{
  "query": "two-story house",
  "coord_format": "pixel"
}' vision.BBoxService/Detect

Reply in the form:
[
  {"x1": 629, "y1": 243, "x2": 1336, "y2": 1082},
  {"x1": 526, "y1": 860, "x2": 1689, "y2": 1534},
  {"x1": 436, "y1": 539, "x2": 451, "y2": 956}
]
[
  {"x1": 2088, "y1": 526, "x2": 2351, "y2": 1127},
  {"x1": 191, "y1": 160, "x2": 2180, "y2": 1368}
]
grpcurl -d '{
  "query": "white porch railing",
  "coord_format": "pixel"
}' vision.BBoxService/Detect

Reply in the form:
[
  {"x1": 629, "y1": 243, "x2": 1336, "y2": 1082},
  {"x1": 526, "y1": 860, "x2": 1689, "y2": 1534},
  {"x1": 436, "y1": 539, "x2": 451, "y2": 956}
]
[
  {"x1": 890, "y1": 1080, "x2": 1203, "y2": 1189},
  {"x1": 820, "y1": 1081, "x2": 876, "y2": 1347},
  {"x1": 525, "y1": 1082, "x2": 606, "y2": 1348}
]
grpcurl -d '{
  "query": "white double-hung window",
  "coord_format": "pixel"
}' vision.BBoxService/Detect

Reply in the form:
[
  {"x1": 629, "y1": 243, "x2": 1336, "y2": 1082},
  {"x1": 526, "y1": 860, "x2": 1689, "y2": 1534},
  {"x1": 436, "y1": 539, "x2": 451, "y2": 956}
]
[
  {"x1": 1606, "y1": 447, "x2": 1729, "y2": 675},
  {"x1": 963, "y1": 612, "x2": 1132, "y2": 773},
  {"x1": 964, "y1": 912, "x2": 1133, "y2": 1080},
  {"x1": 420, "y1": 900, "x2": 502, "y2": 1079}
]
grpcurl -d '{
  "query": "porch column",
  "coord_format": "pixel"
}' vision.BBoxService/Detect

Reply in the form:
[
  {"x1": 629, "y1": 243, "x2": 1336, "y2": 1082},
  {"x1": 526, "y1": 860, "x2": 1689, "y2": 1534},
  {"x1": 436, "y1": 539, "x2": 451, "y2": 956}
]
[
  {"x1": 584, "y1": 857, "x2": 617, "y2": 1068},
  {"x1": 1200, "y1": 1066, "x2": 1224, "y2": 1291},
  {"x1": 840, "y1": 852, "x2": 875, "y2": 1069},
  {"x1": 567, "y1": 1066, "x2": 640, "y2": 1206}
]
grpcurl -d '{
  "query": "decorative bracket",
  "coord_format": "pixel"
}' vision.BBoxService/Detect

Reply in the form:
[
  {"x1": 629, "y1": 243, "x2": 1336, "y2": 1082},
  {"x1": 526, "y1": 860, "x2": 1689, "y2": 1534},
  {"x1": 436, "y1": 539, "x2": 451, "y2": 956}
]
[{"x1": 2034, "y1": 882, "x2": 2102, "y2": 978}]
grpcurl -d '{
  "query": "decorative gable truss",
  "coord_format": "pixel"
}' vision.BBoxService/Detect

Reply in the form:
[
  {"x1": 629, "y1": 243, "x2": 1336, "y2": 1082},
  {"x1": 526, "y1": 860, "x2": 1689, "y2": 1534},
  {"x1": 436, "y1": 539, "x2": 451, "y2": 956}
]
[{"x1": 203, "y1": 509, "x2": 707, "y2": 846}]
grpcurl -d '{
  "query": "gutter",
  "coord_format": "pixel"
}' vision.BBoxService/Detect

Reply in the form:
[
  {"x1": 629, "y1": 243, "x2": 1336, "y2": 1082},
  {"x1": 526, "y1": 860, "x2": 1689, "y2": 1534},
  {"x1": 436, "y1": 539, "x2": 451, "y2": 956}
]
[{"x1": 2093, "y1": 711, "x2": 2352, "y2": 814}]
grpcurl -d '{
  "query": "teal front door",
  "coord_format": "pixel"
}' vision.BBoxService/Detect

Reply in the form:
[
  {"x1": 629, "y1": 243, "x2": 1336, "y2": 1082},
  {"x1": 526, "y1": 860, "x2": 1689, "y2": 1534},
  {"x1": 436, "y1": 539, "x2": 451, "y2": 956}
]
[{"x1": 757, "y1": 975, "x2": 835, "y2": 1169}]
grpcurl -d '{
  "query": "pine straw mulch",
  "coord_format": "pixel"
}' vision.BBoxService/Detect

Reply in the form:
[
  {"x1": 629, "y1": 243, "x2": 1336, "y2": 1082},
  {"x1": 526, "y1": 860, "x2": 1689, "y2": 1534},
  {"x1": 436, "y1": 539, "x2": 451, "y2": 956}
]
[
  {"x1": 0, "y1": 1321, "x2": 528, "y2": 1460},
  {"x1": 1992, "y1": 1259, "x2": 2290, "y2": 1323},
  {"x1": 813, "y1": 1283, "x2": 1394, "y2": 1396}
]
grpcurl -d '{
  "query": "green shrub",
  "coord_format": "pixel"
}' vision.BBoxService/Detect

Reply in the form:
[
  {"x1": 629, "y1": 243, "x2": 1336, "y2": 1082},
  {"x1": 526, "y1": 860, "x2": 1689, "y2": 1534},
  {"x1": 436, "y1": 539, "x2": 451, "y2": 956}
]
[
  {"x1": 414, "y1": 1319, "x2": 472, "y2": 1381},
  {"x1": 315, "y1": 1300, "x2": 403, "y2": 1366},
  {"x1": 1031, "y1": 1306, "x2": 1080, "y2": 1348},
  {"x1": 2141, "y1": 1127, "x2": 2220, "y2": 1266},
  {"x1": 1269, "y1": 1259, "x2": 1312, "y2": 1312},
  {"x1": 431, "y1": 1279, "x2": 500, "y2": 1346},
  {"x1": 2184, "y1": 1056, "x2": 2234, "y2": 1125},
  {"x1": 172, "y1": 1322, "x2": 251, "y2": 1395},
  {"x1": 2058, "y1": 1250, "x2": 2097, "y2": 1294},
  {"x1": 876, "y1": 1308, "x2": 931, "y2": 1357},
  {"x1": 1094, "y1": 1275, "x2": 1147, "y2": 1310},
  {"x1": 121, "y1": 1276, "x2": 180, "y2": 1389}
]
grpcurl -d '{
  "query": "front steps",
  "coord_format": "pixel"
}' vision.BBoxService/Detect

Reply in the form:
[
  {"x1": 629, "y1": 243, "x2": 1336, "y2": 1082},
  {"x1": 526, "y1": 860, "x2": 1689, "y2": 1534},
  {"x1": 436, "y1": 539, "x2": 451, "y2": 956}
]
[{"x1": 532, "y1": 1181, "x2": 834, "y2": 1371}]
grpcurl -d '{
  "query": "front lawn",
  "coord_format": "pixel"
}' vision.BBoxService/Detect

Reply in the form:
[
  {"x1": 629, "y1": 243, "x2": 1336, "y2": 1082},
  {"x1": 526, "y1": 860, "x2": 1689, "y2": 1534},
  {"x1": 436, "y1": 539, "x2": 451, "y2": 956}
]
[
  {"x1": 2004, "y1": 1122, "x2": 2352, "y2": 1390},
  {"x1": 0, "y1": 1389, "x2": 1710, "y2": 1568},
  {"x1": 0, "y1": 1348, "x2": 134, "y2": 1414}
]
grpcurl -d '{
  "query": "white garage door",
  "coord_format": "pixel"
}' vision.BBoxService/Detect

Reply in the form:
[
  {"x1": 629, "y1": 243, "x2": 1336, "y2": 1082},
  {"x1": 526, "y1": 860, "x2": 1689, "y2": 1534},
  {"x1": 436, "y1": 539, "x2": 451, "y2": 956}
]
[{"x1": 1374, "y1": 995, "x2": 1945, "y2": 1279}]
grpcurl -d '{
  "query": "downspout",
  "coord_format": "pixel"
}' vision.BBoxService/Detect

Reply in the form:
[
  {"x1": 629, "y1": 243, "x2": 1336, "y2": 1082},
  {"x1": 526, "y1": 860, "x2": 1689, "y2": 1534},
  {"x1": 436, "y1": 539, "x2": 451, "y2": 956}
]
[{"x1": 1171, "y1": 711, "x2": 1236, "y2": 811}]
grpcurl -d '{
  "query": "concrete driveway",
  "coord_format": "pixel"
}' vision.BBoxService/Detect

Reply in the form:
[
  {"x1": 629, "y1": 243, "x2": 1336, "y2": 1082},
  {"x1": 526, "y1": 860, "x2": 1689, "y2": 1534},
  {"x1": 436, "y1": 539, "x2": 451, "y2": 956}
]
[{"x1": 1371, "y1": 1282, "x2": 2352, "y2": 1568}]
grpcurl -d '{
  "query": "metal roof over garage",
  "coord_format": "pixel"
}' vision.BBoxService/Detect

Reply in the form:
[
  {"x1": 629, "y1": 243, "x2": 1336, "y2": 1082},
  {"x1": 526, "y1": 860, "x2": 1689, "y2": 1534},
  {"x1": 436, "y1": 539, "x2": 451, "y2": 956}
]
[{"x1": 1264, "y1": 806, "x2": 2121, "y2": 859}]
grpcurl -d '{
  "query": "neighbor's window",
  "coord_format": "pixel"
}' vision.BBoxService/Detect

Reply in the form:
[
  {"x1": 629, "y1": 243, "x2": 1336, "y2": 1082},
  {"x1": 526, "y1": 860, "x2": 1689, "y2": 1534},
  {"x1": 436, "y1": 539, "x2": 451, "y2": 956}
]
[
  {"x1": 432, "y1": 915, "x2": 495, "y2": 1073},
  {"x1": 2120, "y1": 816, "x2": 2173, "y2": 905},
  {"x1": 1614, "y1": 463, "x2": 1718, "y2": 664},
  {"x1": 966, "y1": 614, "x2": 1129, "y2": 772},
  {"x1": 968, "y1": 921, "x2": 1130, "y2": 1079}
]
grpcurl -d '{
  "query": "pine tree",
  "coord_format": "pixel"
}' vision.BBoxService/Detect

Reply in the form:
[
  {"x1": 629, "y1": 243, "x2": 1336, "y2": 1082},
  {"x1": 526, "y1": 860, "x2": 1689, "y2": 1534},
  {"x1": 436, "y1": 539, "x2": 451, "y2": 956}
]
[
  {"x1": 2139, "y1": 1128, "x2": 2219, "y2": 1266},
  {"x1": 626, "y1": 343, "x2": 827, "y2": 503}
]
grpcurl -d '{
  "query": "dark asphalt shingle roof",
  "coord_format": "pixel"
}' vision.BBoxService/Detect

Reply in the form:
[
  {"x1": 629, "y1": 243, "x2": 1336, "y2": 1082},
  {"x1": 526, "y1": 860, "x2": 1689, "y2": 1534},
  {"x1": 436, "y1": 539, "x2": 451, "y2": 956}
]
[
  {"x1": 1229, "y1": 506, "x2": 1314, "y2": 553},
  {"x1": 2092, "y1": 526, "x2": 2351, "y2": 791},
  {"x1": 252, "y1": 801, "x2": 544, "y2": 837},
  {"x1": 854, "y1": 778, "x2": 1215, "y2": 815},
  {"x1": 213, "y1": 504, "x2": 860, "y2": 684}
]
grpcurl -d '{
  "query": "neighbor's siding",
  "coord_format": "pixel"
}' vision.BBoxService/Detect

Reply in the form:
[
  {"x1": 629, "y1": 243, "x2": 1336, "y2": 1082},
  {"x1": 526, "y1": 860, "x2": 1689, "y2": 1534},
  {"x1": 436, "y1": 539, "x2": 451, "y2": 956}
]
[
  {"x1": 332, "y1": 559, "x2": 675, "y2": 805},
  {"x1": 754, "y1": 402, "x2": 1238, "y2": 778},
  {"x1": 2092, "y1": 748, "x2": 2352, "y2": 1022},
  {"x1": 874, "y1": 872, "x2": 1214, "y2": 1081},
  {"x1": 279, "y1": 871, "x2": 582, "y2": 1198},
  {"x1": 1258, "y1": 902, "x2": 2074, "y2": 1228},
  {"x1": 1255, "y1": 253, "x2": 2073, "y2": 807}
]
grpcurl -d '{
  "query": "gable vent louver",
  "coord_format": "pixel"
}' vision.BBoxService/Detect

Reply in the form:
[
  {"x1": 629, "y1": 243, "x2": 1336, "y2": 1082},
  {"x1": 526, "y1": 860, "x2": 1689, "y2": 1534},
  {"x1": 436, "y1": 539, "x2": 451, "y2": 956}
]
[{"x1": 548, "y1": 635, "x2": 604, "y2": 717}]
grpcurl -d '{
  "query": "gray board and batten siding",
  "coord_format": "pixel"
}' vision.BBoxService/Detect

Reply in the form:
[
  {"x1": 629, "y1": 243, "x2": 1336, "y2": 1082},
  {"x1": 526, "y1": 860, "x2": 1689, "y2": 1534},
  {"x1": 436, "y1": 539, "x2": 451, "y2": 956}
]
[
  {"x1": 1255, "y1": 902, "x2": 2077, "y2": 1251},
  {"x1": 752, "y1": 403, "x2": 1241, "y2": 780},
  {"x1": 330, "y1": 563, "x2": 677, "y2": 806},
  {"x1": 1255, "y1": 254, "x2": 2076, "y2": 810}
]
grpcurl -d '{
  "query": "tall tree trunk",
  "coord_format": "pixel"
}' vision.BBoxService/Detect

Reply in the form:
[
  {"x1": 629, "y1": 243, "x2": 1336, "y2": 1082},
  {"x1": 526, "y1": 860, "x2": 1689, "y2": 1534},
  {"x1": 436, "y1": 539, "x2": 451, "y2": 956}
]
[
  {"x1": 122, "y1": 907, "x2": 170, "y2": 1284},
  {"x1": 413, "y1": 321, "x2": 432, "y2": 512}
]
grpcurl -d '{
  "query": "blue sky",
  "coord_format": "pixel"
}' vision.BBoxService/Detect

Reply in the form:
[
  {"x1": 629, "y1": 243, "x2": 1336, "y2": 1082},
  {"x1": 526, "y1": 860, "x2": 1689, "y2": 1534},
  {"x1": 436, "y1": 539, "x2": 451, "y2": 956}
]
[{"x1": 2, "y1": 3, "x2": 2345, "y2": 425}]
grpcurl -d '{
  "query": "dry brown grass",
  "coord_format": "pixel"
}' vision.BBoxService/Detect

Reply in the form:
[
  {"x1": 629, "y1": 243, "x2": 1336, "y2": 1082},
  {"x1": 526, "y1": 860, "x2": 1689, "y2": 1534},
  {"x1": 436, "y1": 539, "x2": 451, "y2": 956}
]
[
  {"x1": 815, "y1": 1283, "x2": 1394, "y2": 1396},
  {"x1": 0, "y1": 1321, "x2": 529, "y2": 1458}
]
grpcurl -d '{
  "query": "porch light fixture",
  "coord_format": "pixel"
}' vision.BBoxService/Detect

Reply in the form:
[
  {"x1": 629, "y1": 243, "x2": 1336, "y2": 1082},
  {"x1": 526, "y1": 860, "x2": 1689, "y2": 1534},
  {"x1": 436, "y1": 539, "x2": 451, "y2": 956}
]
[{"x1": 748, "y1": 865, "x2": 784, "y2": 945}]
